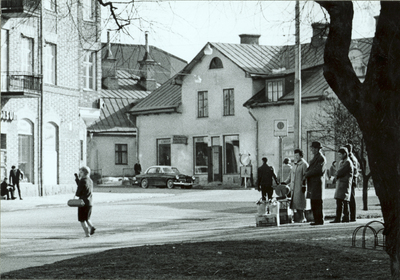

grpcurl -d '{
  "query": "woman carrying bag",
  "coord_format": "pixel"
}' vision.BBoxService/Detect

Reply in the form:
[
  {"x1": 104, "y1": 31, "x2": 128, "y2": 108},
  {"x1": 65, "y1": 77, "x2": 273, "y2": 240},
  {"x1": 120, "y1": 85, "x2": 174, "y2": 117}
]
[{"x1": 74, "y1": 166, "x2": 96, "y2": 237}]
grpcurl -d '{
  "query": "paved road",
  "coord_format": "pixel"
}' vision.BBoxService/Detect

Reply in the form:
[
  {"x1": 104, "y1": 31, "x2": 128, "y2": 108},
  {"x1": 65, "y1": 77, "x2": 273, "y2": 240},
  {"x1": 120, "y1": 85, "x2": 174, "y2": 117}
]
[{"x1": 0, "y1": 188, "x2": 381, "y2": 274}]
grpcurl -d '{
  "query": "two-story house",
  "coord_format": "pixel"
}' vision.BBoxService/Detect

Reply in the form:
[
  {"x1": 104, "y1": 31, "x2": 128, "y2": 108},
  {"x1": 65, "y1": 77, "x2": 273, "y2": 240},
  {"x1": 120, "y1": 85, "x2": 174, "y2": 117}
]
[
  {"x1": 1, "y1": 0, "x2": 102, "y2": 196},
  {"x1": 129, "y1": 23, "x2": 372, "y2": 187}
]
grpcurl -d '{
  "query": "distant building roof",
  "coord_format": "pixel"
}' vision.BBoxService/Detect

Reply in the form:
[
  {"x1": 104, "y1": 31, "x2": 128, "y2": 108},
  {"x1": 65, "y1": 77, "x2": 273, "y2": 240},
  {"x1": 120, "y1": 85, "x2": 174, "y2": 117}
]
[
  {"x1": 129, "y1": 77, "x2": 181, "y2": 115},
  {"x1": 88, "y1": 97, "x2": 138, "y2": 134},
  {"x1": 101, "y1": 43, "x2": 187, "y2": 85}
]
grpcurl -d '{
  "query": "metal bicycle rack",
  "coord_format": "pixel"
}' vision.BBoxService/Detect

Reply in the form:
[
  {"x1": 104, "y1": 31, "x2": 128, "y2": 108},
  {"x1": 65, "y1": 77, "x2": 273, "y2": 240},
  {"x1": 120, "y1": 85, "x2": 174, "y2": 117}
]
[{"x1": 352, "y1": 221, "x2": 386, "y2": 250}]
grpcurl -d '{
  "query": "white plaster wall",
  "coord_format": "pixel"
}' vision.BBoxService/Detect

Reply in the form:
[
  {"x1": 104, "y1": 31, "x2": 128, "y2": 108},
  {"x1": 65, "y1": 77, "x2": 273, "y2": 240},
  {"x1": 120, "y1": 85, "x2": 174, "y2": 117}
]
[
  {"x1": 252, "y1": 99, "x2": 336, "y2": 178},
  {"x1": 87, "y1": 135, "x2": 136, "y2": 177},
  {"x1": 136, "y1": 47, "x2": 258, "y2": 180}
]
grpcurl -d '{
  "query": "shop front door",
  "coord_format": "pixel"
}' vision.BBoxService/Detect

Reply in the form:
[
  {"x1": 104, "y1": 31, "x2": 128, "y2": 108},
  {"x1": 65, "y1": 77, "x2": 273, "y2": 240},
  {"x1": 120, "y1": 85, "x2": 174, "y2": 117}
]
[{"x1": 209, "y1": 137, "x2": 222, "y2": 182}]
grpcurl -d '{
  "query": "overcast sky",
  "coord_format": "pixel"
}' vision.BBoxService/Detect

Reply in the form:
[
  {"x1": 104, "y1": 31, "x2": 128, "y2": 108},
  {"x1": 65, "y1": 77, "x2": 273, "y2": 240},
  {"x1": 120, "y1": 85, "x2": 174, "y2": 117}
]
[{"x1": 102, "y1": 1, "x2": 380, "y2": 62}]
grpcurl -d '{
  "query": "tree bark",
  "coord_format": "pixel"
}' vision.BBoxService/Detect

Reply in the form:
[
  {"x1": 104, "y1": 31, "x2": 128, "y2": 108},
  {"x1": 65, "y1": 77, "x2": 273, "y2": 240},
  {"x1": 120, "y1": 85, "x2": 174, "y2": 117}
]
[{"x1": 316, "y1": 1, "x2": 400, "y2": 278}]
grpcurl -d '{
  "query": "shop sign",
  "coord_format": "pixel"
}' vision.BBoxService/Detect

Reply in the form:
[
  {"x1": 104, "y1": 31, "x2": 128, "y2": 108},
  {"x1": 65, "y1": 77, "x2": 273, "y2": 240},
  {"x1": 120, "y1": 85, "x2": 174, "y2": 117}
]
[
  {"x1": 1, "y1": 111, "x2": 16, "y2": 121},
  {"x1": 172, "y1": 135, "x2": 188, "y2": 145}
]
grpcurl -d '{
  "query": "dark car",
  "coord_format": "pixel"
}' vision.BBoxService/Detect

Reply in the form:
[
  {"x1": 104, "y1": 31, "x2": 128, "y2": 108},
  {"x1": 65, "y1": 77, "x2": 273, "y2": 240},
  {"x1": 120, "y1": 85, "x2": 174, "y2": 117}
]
[{"x1": 133, "y1": 166, "x2": 195, "y2": 189}]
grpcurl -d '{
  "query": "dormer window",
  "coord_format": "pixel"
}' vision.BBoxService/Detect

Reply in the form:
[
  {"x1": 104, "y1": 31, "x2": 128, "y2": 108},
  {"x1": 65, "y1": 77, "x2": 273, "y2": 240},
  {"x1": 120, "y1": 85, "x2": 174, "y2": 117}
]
[
  {"x1": 266, "y1": 80, "x2": 283, "y2": 102},
  {"x1": 209, "y1": 57, "x2": 223, "y2": 69}
]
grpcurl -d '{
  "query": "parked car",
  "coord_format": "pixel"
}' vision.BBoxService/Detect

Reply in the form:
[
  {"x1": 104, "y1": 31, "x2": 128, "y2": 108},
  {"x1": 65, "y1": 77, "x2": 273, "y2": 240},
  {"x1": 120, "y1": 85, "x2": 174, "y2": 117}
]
[{"x1": 133, "y1": 166, "x2": 195, "y2": 189}]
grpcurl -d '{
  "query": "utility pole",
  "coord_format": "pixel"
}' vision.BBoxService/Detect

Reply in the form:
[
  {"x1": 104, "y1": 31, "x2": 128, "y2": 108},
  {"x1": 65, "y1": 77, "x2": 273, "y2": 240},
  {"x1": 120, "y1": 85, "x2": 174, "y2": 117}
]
[
  {"x1": 294, "y1": 0, "x2": 302, "y2": 149},
  {"x1": 38, "y1": 0, "x2": 44, "y2": 196}
]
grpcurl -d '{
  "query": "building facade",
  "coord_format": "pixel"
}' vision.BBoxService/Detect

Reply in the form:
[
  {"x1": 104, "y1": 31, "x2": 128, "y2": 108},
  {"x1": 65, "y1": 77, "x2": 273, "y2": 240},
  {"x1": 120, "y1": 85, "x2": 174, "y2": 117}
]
[
  {"x1": 1, "y1": 0, "x2": 102, "y2": 196},
  {"x1": 130, "y1": 24, "x2": 372, "y2": 187}
]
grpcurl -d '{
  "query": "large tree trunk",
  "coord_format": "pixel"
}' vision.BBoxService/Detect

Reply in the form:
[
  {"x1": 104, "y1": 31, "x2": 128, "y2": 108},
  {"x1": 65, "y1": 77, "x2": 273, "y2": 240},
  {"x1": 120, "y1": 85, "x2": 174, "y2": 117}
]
[{"x1": 316, "y1": 1, "x2": 400, "y2": 278}]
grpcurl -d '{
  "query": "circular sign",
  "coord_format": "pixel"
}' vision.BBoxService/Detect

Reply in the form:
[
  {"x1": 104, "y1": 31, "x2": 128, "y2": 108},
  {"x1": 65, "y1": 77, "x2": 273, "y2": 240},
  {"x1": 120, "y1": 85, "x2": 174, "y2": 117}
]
[
  {"x1": 277, "y1": 121, "x2": 285, "y2": 129},
  {"x1": 240, "y1": 154, "x2": 251, "y2": 166}
]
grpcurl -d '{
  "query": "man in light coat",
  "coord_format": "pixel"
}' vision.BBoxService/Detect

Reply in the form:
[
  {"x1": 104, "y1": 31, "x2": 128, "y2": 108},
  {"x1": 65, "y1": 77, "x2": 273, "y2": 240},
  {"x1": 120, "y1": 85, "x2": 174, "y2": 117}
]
[
  {"x1": 331, "y1": 147, "x2": 353, "y2": 223},
  {"x1": 285, "y1": 149, "x2": 309, "y2": 223},
  {"x1": 304, "y1": 142, "x2": 326, "y2": 226}
]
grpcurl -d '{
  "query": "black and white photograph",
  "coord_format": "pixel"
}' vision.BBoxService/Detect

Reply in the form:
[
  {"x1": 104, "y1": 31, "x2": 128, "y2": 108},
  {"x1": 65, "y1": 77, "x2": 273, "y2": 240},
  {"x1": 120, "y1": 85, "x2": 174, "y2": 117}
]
[{"x1": 0, "y1": 1, "x2": 398, "y2": 279}]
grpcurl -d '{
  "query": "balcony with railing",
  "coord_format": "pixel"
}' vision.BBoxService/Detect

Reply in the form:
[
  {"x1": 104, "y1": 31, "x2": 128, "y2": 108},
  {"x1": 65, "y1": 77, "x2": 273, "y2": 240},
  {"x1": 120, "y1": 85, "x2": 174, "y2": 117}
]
[
  {"x1": 1, "y1": 0, "x2": 40, "y2": 18},
  {"x1": 1, "y1": 72, "x2": 42, "y2": 98}
]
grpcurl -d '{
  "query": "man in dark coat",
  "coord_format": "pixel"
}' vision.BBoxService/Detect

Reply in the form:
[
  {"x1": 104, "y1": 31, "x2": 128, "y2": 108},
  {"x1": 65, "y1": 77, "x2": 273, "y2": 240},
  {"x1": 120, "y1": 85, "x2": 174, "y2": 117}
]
[
  {"x1": 1, "y1": 177, "x2": 16, "y2": 200},
  {"x1": 9, "y1": 165, "x2": 23, "y2": 200},
  {"x1": 257, "y1": 157, "x2": 279, "y2": 201},
  {"x1": 344, "y1": 143, "x2": 359, "y2": 222},
  {"x1": 305, "y1": 142, "x2": 326, "y2": 226}
]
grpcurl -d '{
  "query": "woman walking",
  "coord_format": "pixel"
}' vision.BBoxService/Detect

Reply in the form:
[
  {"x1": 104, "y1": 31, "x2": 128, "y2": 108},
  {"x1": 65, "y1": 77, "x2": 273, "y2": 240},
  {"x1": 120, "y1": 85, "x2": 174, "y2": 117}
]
[
  {"x1": 285, "y1": 149, "x2": 309, "y2": 222},
  {"x1": 75, "y1": 166, "x2": 96, "y2": 237}
]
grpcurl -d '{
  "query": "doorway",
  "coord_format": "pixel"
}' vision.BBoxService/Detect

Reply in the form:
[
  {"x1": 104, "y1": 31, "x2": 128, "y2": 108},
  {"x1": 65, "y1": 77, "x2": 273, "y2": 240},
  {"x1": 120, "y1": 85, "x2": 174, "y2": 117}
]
[{"x1": 209, "y1": 136, "x2": 222, "y2": 182}]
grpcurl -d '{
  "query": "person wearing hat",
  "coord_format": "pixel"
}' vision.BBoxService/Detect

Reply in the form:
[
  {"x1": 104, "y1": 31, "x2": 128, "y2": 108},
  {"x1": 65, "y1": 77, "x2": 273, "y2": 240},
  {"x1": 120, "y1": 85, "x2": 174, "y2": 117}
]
[
  {"x1": 257, "y1": 157, "x2": 279, "y2": 202},
  {"x1": 304, "y1": 141, "x2": 327, "y2": 226},
  {"x1": 344, "y1": 143, "x2": 359, "y2": 222},
  {"x1": 331, "y1": 147, "x2": 353, "y2": 223}
]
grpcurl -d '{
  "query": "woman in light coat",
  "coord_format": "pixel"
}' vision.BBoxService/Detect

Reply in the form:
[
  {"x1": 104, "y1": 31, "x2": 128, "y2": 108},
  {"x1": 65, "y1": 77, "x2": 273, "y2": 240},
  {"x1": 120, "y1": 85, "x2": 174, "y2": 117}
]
[
  {"x1": 331, "y1": 147, "x2": 353, "y2": 223},
  {"x1": 285, "y1": 149, "x2": 309, "y2": 222}
]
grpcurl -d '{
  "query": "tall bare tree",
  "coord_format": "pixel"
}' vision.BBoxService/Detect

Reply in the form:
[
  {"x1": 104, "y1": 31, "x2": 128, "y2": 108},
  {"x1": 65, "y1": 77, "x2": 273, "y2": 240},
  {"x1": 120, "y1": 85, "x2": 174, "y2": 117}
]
[{"x1": 316, "y1": 1, "x2": 400, "y2": 278}]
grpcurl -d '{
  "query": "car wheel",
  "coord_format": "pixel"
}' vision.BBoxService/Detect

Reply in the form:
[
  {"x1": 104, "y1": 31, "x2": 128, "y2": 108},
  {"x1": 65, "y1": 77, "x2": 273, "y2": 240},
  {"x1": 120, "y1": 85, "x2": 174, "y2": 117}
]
[
  {"x1": 140, "y1": 179, "x2": 149, "y2": 189},
  {"x1": 166, "y1": 179, "x2": 174, "y2": 189}
]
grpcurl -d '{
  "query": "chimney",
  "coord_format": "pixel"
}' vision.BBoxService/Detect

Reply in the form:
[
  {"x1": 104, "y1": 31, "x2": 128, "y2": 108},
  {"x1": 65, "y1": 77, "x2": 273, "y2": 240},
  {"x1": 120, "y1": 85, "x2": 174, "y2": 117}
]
[
  {"x1": 139, "y1": 31, "x2": 157, "y2": 91},
  {"x1": 239, "y1": 34, "x2": 261, "y2": 45},
  {"x1": 374, "y1": 15, "x2": 379, "y2": 28},
  {"x1": 102, "y1": 30, "x2": 119, "y2": 90},
  {"x1": 311, "y1": 22, "x2": 329, "y2": 46}
]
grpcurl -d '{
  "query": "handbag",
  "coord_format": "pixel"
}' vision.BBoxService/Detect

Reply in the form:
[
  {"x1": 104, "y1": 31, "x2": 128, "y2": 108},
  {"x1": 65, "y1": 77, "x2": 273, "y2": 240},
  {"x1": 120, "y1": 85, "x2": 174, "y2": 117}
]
[{"x1": 68, "y1": 198, "x2": 85, "y2": 207}]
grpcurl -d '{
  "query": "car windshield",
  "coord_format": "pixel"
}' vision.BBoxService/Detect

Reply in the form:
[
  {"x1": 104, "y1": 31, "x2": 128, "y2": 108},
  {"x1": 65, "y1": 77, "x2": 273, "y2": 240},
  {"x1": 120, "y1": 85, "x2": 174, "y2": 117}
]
[{"x1": 163, "y1": 167, "x2": 179, "y2": 174}]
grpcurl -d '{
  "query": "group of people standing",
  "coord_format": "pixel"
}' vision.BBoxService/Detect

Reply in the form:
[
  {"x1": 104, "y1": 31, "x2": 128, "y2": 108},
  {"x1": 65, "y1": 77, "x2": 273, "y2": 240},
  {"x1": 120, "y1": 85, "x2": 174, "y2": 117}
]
[{"x1": 257, "y1": 141, "x2": 358, "y2": 225}]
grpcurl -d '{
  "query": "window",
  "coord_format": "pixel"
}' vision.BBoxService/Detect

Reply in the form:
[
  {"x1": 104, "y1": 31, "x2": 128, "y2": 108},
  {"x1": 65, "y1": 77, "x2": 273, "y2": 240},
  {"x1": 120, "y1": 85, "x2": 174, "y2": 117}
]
[
  {"x1": 1, "y1": 134, "x2": 6, "y2": 149},
  {"x1": 83, "y1": 0, "x2": 93, "y2": 20},
  {"x1": 223, "y1": 89, "x2": 234, "y2": 116},
  {"x1": 82, "y1": 51, "x2": 96, "y2": 90},
  {"x1": 80, "y1": 140, "x2": 84, "y2": 161},
  {"x1": 157, "y1": 138, "x2": 171, "y2": 165},
  {"x1": 198, "y1": 91, "x2": 208, "y2": 118},
  {"x1": 21, "y1": 36, "x2": 34, "y2": 74},
  {"x1": 1, "y1": 29, "x2": 9, "y2": 91},
  {"x1": 44, "y1": 0, "x2": 56, "y2": 11},
  {"x1": 115, "y1": 144, "x2": 128, "y2": 165},
  {"x1": 18, "y1": 119, "x2": 34, "y2": 183},
  {"x1": 194, "y1": 137, "x2": 208, "y2": 174},
  {"x1": 224, "y1": 135, "x2": 240, "y2": 174},
  {"x1": 209, "y1": 57, "x2": 223, "y2": 69},
  {"x1": 44, "y1": 43, "x2": 56, "y2": 84},
  {"x1": 266, "y1": 80, "x2": 283, "y2": 102},
  {"x1": 43, "y1": 123, "x2": 59, "y2": 185}
]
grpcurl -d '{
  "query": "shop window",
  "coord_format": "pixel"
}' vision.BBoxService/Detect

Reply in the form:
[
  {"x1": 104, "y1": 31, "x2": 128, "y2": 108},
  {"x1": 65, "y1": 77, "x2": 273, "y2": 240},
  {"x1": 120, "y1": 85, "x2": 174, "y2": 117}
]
[
  {"x1": 224, "y1": 135, "x2": 240, "y2": 174},
  {"x1": 194, "y1": 137, "x2": 208, "y2": 174},
  {"x1": 1, "y1": 134, "x2": 6, "y2": 149},
  {"x1": 115, "y1": 144, "x2": 128, "y2": 165},
  {"x1": 198, "y1": 91, "x2": 208, "y2": 118},
  {"x1": 223, "y1": 88, "x2": 234, "y2": 116},
  {"x1": 18, "y1": 119, "x2": 34, "y2": 183},
  {"x1": 2, "y1": 29, "x2": 9, "y2": 91},
  {"x1": 157, "y1": 138, "x2": 171, "y2": 166}
]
